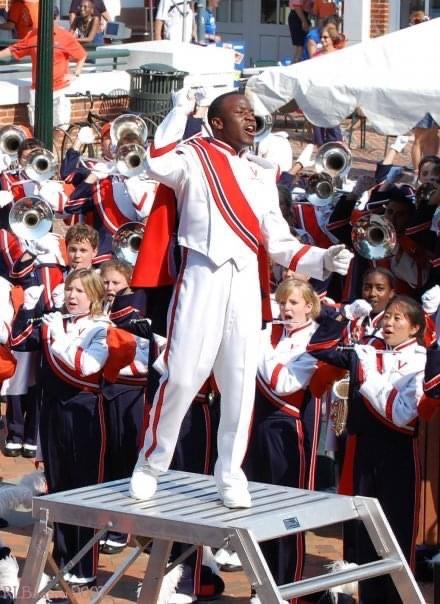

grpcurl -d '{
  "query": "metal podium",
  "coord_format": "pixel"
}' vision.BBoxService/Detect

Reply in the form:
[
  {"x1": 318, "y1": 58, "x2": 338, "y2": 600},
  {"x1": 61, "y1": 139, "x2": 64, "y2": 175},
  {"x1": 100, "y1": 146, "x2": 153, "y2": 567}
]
[{"x1": 17, "y1": 470, "x2": 425, "y2": 604}]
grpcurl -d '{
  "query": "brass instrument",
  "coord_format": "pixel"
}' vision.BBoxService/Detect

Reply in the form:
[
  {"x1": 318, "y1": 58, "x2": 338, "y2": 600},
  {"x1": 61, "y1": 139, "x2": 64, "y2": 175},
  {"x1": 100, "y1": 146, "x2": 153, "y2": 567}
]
[
  {"x1": 416, "y1": 182, "x2": 439, "y2": 207},
  {"x1": 115, "y1": 144, "x2": 147, "y2": 178},
  {"x1": 315, "y1": 142, "x2": 352, "y2": 178},
  {"x1": 254, "y1": 113, "x2": 273, "y2": 143},
  {"x1": 330, "y1": 373, "x2": 350, "y2": 436},
  {"x1": 9, "y1": 196, "x2": 53, "y2": 240},
  {"x1": 0, "y1": 125, "x2": 26, "y2": 160},
  {"x1": 305, "y1": 172, "x2": 334, "y2": 206},
  {"x1": 351, "y1": 214, "x2": 397, "y2": 260},
  {"x1": 21, "y1": 148, "x2": 58, "y2": 183},
  {"x1": 112, "y1": 221, "x2": 144, "y2": 266},
  {"x1": 110, "y1": 114, "x2": 148, "y2": 146}
]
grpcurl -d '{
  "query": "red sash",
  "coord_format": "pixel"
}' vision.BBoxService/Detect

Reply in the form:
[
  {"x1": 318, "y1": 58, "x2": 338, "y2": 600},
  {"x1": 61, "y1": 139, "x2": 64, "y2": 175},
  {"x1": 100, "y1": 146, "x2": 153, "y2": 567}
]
[{"x1": 93, "y1": 178, "x2": 133, "y2": 234}]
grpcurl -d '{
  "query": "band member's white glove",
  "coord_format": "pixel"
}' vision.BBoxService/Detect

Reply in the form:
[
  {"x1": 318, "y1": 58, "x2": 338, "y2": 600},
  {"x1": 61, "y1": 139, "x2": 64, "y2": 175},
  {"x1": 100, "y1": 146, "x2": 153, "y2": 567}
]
[
  {"x1": 421, "y1": 285, "x2": 440, "y2": 315},
  {"x1": 23, "y1": 285, "x2": 45, "y2": 310},
  {"x1": 295, "y1": 144, "x2": 315, "y2": 169},
  {"x1": 51, "y1": 283, "x2": 65, "y2": 310},
  {"x1": 93, "y1": 160, "x2": 115, "y2": 180},
  {"x1": 354, "y1": 344, "x2": 378, "y2": 376},
  {"x1": 171, "y1": 87, "x2": 196, "y2": 115},
  {"x1": 0, "y1": 153, "x2": 11, "y2": 172},
  {"x1": 323, "y1": 244, "x2": 354, "y2": 276},
  {"x1": 30, "y1": 233, "x2": 65, "y2": 266},
  {"x1": 343, "y1": 299, "x2": 373, "y2": 320},
  {"x1": 0, "y1": 190, "x2": 13, "y2": 208},
  {"x1": 77, "y1": 126, "x2": 96, "y2": 145},
  {"x1": 42, "y1": 311, "x2": 65, "y2": 340},
  {"x1": 38, "y1": 181, "x2": 65, "y2": 211}
]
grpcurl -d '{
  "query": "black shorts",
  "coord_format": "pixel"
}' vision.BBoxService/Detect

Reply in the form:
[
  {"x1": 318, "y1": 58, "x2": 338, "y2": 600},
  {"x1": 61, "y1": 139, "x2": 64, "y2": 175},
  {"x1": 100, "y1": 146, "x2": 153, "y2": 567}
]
[{"x1": 288, "y1": 9, "x2": 310, "y2": 46}]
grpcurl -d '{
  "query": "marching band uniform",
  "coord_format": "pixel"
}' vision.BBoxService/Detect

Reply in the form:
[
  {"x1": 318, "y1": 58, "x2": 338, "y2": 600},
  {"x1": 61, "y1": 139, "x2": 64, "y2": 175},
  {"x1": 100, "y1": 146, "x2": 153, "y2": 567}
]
[
  {"x1": 245, "y1": 320, "x2": 320, "y2": 590},
  {"x1": 130, "y1": 103, "x2": 349, "y2": 505},
  {"x1": 307, "y1": 317, "x2": 426, "y2": 603},
  {"x1": 11, "y1": 304, "x2": 109, "y2": 583}
]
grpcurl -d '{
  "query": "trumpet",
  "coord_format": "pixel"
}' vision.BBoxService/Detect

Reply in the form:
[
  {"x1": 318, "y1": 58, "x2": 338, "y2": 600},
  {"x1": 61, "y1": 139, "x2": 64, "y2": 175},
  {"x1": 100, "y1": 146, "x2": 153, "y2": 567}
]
[
  {"x1": 9, "y1": 196, "x2": 53, "y2": 241},
  {"x1": 351, "y1": 214, "x2": 397, "y2": 260},
  {"x1": 315, "y1": 142, "x2": 352, "y2": 178},
  {"x1": 116, "y1": 144, "x2": 147, "y2": 178},
  {"x1": 0, "y1": 125, "x2": 26, "y2": 160},
  {"x1": 112, "y1": 222, "x2": 145, "y2": 266},
  {"x1": 110, "y1": 114, "x2": 148, "y2": 146},
  {"x1": 22, "y1": 148, "x2": 58, "y2": 183},
  {"x1": 305, "y1": 172, "x2": 334, "y2": 206},
  {"x1": 254, "y1": 113, "x2": 273, "y2": 143}
]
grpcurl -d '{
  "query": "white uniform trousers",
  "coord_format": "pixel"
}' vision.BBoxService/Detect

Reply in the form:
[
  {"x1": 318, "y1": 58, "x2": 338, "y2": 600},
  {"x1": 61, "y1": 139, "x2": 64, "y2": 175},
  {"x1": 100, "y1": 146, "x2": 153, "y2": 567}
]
[{"x1": 140, "y1": 247, "x2": 261, "y2": 491}]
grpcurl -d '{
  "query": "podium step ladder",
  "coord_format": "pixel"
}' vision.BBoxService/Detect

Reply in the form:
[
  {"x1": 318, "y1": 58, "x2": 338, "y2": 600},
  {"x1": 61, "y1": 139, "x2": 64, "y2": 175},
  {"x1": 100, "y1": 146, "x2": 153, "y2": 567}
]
[{"x1": 17, "y1": 470, "x2": 425, "y2": 604}]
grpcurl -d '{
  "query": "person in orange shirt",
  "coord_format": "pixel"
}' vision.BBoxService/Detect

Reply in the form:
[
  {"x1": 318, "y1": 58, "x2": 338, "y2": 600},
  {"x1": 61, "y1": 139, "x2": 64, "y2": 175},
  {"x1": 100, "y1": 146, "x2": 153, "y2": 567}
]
[
  {"x1": 0, "y1": 7, "x2": 86, "y2": 128},
  {"x1": 0, "y1": 0, "x2": 33, "y2": 39}
]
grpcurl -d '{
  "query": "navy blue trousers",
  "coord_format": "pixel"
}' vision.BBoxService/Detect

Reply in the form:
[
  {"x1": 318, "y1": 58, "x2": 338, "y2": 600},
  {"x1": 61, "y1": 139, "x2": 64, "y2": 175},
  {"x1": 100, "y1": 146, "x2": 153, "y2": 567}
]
[{"x1": 6, "y1": 384, "x2": 41, "y2": 445}]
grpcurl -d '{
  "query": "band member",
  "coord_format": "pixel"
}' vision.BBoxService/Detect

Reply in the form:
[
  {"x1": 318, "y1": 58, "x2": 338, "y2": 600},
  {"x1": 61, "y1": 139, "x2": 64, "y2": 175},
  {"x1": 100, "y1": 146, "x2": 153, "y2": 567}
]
[
  {"x1": 11, "y1": 269, "x2": 110, "y2": 586},
  {"x1": 129, "y1": 91, "x2": 353, "y2": 508},
  {"x1": 307, "y1": 295, "x2": 426, "y2": 603},
  {"x1": 245, "y1": 278, "x2": 321, "y2": 595}
]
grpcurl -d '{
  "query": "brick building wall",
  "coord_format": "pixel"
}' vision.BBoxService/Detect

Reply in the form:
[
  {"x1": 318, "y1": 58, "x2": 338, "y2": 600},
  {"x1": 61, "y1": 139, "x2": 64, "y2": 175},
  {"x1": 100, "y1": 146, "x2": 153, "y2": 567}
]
[{"x1": 370, "y1": 0, "x2": 390, "y2": 37}]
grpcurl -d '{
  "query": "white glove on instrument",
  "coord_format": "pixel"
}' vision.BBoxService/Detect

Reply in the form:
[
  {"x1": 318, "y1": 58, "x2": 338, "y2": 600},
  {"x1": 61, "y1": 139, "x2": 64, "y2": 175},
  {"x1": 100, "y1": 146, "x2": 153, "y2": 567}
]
[
  {"x1": 51, "y1": 283, "x2": 65, "y2": 310},
  {"x1": 38, "y1": 181, "x2": 65, "y2": 211},
  {"x1": 421, "y1": 285, "x2": 440, "y2": 315},
  {"x1": 323, "y1": 244, "x2": 354, "y2": 276},
  {"x1": 42, "y1": 311, "x2": 65, "y2": 340},
  {"x1": 354, "y1": 344, "x2": 378, "y2": 376},
  {"x1": 343, "y1": 299, "x2": 373, "y2": 320},
  {"x1": 93, "y1": 160, "x2": 115, "y2": 180},
  {"x1": 0, "y1": 190, "x2": 13, "y2": 208},
  {"x1": 0, "y1": 153, "x2": 11, "y2": 172},
  {"x1": 23, "y1": 285, "x2": 45, "y2": 310},
  {"x1": 171, "y1": 87, "x2": 196, "y2": 115},
  {"x1": 295, "y1": 144, "x2": 315, "y2": 169},
  {"x1": 77, "y1": 126, "x2": 96, "y2": 145}
]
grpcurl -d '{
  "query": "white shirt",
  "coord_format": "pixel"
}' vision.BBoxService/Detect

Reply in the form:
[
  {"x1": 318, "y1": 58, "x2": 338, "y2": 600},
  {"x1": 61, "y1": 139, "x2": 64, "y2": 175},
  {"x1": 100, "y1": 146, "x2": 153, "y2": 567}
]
[{"x1": 156, "y1": 0, "x2": 193, "y2": 42}]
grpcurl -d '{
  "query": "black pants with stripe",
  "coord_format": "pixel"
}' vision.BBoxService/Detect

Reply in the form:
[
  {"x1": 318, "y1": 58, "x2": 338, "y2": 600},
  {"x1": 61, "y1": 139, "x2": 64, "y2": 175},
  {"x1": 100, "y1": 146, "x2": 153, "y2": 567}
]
[
  {"x1": 39, "y1": 391, "x2": 106, "y2": 579},
  {"x1": 5, "y1": 384, "x2": 41, "y2": 445}
]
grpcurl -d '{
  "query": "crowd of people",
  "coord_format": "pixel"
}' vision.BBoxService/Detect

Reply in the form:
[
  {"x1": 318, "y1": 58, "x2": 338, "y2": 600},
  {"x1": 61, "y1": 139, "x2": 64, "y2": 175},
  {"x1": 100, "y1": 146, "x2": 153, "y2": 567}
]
[{"x1": 0, "y1": 81, "x2": 438, "y2": 604}]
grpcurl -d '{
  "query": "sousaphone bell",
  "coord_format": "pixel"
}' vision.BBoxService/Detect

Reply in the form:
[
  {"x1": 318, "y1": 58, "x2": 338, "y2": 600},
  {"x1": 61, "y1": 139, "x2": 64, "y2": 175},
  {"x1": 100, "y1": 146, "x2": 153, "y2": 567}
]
[
  {"x1": 112, "y1": 221, "x2": 145, "y2": 265},
  {"x1": 351, "y1": 214, "x2": 397, "y2": 260},
  {"x1": 9, "y1": 196, "x2": 54, "y2": 241}
]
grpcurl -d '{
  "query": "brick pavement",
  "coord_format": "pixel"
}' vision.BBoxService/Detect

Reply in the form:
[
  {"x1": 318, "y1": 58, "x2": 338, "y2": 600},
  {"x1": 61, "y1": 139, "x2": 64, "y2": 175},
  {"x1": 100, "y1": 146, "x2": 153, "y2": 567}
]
[{"x1": 0, "y1": 128, "x2": 434, "y2": 603}]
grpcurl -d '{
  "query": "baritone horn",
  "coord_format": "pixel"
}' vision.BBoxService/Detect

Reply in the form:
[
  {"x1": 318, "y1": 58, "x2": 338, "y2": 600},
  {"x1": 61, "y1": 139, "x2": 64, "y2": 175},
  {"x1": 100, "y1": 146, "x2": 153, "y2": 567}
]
[
  {"x1": 22, "y1": 148, "x2": 58, "y2": 183},
  {"x1": 351, "y1": 214, "x2": 397, "y2": 260},
  {"x1": 110, "y1": 114, "x2": 148, "y2": 146},
  {"x1": 9, "y1": 196, "x2": 54, "y2": 240},
  {"x1": 315, "y1": 142, "x2": 352, "y2": 178},
  {"x1": 0, "y1": 126, "x2": 26, "y2": 160},
  {"x1": 112, "y1": 221, "x2": 145, "y2": 265},
  {"x1": 116, "y1": 144, "x2": 147, "y2": 177}
]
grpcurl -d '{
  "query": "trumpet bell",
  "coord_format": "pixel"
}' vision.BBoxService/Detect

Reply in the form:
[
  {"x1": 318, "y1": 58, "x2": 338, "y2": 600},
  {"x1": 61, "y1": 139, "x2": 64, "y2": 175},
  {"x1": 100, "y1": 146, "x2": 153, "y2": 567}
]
[
  {"x1": 9, "y1": 196, "x2": 54, "y2": 241},
  {"x1": 351, "y1": 214, "x2": 397, "y2": 260},
  {"x1": 315, "y1": 142, "x2": 352, "y2": 178},
  {"x1": 0, "y1": 125, "x2": 26, "y2": 160},
  {"x1": 112, "y1": 221, "x2": 145, "y2": 266},
  {"x1": 116, "y1": 144, "x2": 147, "y2": 177},
  {"x1": 110, "y1": 114, "x2": 148, "y2": 146},
  {"x1": 254, "y1": 113, "x2": 273, "y2": 143},
  {"x1": 22, "y1": 148, "x2": 57, "y2": 183},
  {"x1": 306, "y1": 172, "x2": 334, "y2": 206}
]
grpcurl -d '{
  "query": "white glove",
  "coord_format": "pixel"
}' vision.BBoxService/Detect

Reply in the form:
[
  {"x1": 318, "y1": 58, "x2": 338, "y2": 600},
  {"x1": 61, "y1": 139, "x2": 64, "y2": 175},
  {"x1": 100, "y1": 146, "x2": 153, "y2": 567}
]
[
  {"x1": 0, "y1": 190, "x2": 13, "y2": 208},
  {"x1": 23, "y1": 285, "x2": 45, "y2": 310},
  {"x1": 38, "y1": 181, "x2": 65, "y2": 211},
  {"x1": 296, "y1": 144, "x2": 315, "y2": 169},
  {"x1": 390, "y1": 135, "x2": 409, "y2": 153},
  {"x1": 323, "y1": 244, "x2": 354, "y2": 276},
  {"x1": 354, "y1": 344, "x2": 378, "y2": 376},
  {"x1": 33, "y1": 233, "x2": 65, "y2": 267},
  {"x1": 421, "y1": 285, "x2": 440, "y2": 315},
  {"x1": 51, "y1": 283, "x2": 65, "y2": 310},
  {"x1": 171, "y1": 87, "x2": 195, "y2": 115},
  {"x1": 77, "y1": 126, "x2": 96, "y2": 145},
  {"x1": 0, "y1": 153, "x2": 11, "y2": 171},
  {"x1": 42, "y1": 311, "x2": 65, "y2": 340},
  {"x1": 92, "y1": 161, "x2": 115, "y2": 180},
  {"x1": 343, "y1": 299, "x2": 373, "y2": 320}
]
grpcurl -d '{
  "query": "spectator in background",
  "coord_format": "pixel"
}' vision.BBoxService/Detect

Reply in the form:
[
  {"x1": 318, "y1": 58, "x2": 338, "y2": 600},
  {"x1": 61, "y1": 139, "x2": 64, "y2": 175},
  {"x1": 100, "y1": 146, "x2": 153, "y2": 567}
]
[
  {"x1": 0, "y1": 0, "x2": 33, "y2": 39},
  {"x1": 154, "y1": 0, "x2": 194, "y2": 42},
  {"x1": 69, "y1": 0, "x2": 111, "y2": 24},
  {"x1": 71, "y1": 0, "x2": 104, "y2": 45},
  {"x1": 200, "y1": 0, "x2": 221, "y2": 43},
  {"x1": 302, "y1": 14, "x2": 339, "y2": 60},
  {"x1": 288, "y1": 0, "x2": 313, "y2": 63}
]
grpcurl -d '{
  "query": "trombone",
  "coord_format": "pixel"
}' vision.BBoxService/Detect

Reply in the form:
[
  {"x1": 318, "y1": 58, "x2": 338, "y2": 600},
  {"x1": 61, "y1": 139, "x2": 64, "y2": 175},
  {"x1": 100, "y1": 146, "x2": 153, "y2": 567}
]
[
  {"x1": 0, "y1": 125, "x2": 26, "y2": 161},
  {"x1": 112, "y1": 222, "x2": 145, "y2": 266},
  {"x1": 351, "y1": 214, "x2": 397, "y2": 260},
  {"x1": 116, "y1": 144, "x2": 148, "y2": 178},
  {"x1": 9, "y1": 196, "x2": 53, "y2": 241},
  {"x1": 21, "y1": 148, "x2": 58, "y2": 183}
]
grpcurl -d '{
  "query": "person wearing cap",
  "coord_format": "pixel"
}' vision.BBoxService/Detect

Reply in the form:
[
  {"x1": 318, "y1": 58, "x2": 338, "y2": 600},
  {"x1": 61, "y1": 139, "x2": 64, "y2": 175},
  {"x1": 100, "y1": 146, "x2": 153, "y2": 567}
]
[{"x1": 0, "y1": 6, "x2": 87, "y2": 128}]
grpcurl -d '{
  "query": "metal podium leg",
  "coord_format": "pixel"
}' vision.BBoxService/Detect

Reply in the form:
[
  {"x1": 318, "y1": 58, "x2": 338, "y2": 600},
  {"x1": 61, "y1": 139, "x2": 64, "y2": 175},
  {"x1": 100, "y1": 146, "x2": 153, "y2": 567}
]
[
  {"x1": 16, "y1": 509, "x2": 52, "y2": 604},
  {"x1": 230, "y1": 528, "x2": 284, "y2": 604},
  {"x1": 354, "y1": 496, "x2": 425, "y2": 603},
  {"x1": 138, "y1": 538, "x2": 173, "y2": 604}
]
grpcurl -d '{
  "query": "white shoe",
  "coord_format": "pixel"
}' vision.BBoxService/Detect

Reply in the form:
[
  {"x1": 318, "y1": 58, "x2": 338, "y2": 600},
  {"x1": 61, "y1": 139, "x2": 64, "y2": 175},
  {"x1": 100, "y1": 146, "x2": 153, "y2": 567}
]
[
  {"x1": 390, "y1": 135, "x2": 409, "y2": 153},
  {"x1": 64, "y1": 573, "x2": 96, "y2": 586},
  {"x1": 250, "y1": 595, "x2": 288, "y2": 604},
  {"x1": 167, "y1": 594, "x2": 196, "y2": 604},
  {"x1": 129, "y1": 465, "x2": 158, "y2": 500},
  {"x1": 219, "y1": 486, "x2": 251, "y2": 509}
]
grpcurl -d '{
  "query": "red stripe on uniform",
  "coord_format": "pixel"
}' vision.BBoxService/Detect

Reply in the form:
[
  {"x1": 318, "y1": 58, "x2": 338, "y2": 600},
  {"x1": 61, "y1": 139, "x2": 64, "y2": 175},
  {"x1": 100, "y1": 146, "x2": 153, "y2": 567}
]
[
  {"x1": 385, "y1": 389, "x2": 398, "y2": 421},
  {"x1": 74, "y1": 347, "x2": 83, "y2": 373},
  {"x1": 270, "y1": 363, "x2": 283, "y2": 390},
  {"x1": 289, "y1": 245, "x2": 311, "y2": 271}
]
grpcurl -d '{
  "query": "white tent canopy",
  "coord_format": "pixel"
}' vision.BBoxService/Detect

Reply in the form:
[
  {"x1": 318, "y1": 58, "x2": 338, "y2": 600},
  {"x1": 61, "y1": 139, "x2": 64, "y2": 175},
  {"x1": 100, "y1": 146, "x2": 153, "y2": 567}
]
[{"x1": 246, "y1": 19, "x2": 440, "y2": 135}]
